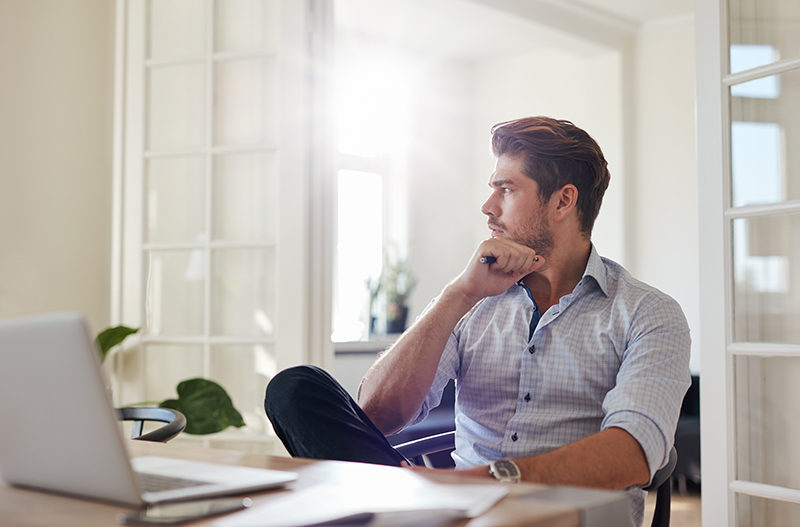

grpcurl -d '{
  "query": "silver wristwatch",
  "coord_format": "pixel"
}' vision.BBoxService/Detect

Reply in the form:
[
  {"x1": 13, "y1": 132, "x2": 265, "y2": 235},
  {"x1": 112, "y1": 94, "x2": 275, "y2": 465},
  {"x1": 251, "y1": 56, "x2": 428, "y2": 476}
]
[{"x1": 488, "y1": 459, "x2": 521, "y2": 483}]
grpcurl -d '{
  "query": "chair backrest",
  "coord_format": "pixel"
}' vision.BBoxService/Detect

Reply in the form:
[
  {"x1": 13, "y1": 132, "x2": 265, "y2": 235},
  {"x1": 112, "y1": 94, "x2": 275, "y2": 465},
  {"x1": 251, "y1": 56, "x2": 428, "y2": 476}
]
[
  {"x1": 642, "y1": 446, "x2": 678, "y2": 527},
  {"x1": 116, "y1": 407, "x2": 186, "y2": 443}
]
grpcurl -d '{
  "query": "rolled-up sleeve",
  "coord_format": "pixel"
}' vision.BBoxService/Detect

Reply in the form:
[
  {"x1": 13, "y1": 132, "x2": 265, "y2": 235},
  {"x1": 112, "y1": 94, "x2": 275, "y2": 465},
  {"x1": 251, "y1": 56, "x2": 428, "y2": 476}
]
[{"x1": 601, "y1": 295, "x2": 692, "y2": 481}]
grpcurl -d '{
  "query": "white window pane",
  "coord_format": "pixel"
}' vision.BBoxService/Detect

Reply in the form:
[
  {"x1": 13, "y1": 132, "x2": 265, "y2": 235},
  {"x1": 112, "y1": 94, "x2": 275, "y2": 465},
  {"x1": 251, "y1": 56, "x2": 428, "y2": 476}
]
[
  {"x1": 730, "y1": 67, "x2": 800, "y2": 207},
  {"x1": 115, "y1": 346, "x2": 144, "y2": 406},
  {"x1": 736, "y1": 356, "x2": 800, "y2": 492},
  {"x1": 736, "y1": 493, "x2": 800, "y2": 527},
  {"x1": 729, "y1": 45, "x2": 780, "y2": 99},
  {"x1": 148, "y1": 64, "x2": 206, "y2": 150},
  {"x1": 729, "y1": 0, "x2": 800, "y2": 69},
  {"x1": 144, "y1": 344, "x2": 204, "y2": 402},
  {"x1": 146, "y1": 156, "x2": 206, "y2": 243},
  {"x1": 731, "y1": 77, "x2": 781, "y2": 99},
  {"x1": 333, "y1": 170, "x2": 382, "y2": 342},
  {"x1": 149, "y1": 0, "x2": 207, "y2": 60},
  {"x1": 211, "y1": 249, "x2": 275, "y2": 337},
  {"x1": 145, "y1": 251, "x2": 205, "y2": 336},
  {"x1": 212, "y1": 152, "x2": 276, "y2": 242},
  {"x1": 211, "y1": 344, "x2": 276, "y2": 434},
  {"x1": 730, "y1": 44, "x2": 778, "y2": 74},
  {"x1": 214, "y1": 58, "x2": 277, "y2": 147},
  {"x1": 732, "y1": 214, "x2": 800, "y2": 344},
  {"x1": 731, "y1": 122, "x2": 782, "y2": 207},
  {"x1": 215, "y1": 0, "x2": 278, "y2": 53}
]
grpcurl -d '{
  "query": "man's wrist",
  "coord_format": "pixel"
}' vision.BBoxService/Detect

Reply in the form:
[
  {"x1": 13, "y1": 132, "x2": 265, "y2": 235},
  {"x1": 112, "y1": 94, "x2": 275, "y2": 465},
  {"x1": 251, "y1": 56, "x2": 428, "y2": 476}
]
[{"x1": 440, "y1": 281, "x2": 482, "y2": 316}]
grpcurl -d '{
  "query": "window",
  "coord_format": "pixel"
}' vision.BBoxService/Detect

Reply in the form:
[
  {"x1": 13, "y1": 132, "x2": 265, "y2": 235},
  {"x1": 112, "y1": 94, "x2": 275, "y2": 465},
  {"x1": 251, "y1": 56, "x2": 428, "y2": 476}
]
[
  {"x1": 333, "y1": 169, "x2": 383, "y2": 342},
  {"x1": 113, "y1": 0, "x2": 315, "y2": 453},
  {"x1": 331, "y1": 31, "x2": 415, "y2": 342}
]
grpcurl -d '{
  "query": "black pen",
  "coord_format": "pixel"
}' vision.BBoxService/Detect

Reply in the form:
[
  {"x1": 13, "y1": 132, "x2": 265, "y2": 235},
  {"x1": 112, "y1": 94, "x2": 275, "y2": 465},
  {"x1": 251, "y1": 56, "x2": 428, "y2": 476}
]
[{"x1": 479, "y1": 255, "x2": 539, "y2": 264}]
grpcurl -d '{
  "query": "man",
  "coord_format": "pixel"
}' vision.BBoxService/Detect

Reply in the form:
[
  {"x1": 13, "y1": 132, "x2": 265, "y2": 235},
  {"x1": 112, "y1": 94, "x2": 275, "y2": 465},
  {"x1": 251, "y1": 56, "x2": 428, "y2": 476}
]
[{"x1": 265, "y1": 116, "x2": 691, "y2": 527}]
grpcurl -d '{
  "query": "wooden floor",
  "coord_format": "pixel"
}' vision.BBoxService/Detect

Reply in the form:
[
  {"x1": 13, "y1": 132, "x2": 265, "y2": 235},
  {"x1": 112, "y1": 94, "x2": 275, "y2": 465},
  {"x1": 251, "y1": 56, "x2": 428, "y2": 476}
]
[{"x1": 643, "y1": 492, "x2": 701, "y2": 527}]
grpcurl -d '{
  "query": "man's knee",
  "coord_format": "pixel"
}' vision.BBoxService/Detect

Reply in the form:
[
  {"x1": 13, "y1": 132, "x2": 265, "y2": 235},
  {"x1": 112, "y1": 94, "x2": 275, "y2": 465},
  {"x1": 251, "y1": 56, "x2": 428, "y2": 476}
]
[{"x1": 264, "y1": 365, "x2": 330, "y2": 416}]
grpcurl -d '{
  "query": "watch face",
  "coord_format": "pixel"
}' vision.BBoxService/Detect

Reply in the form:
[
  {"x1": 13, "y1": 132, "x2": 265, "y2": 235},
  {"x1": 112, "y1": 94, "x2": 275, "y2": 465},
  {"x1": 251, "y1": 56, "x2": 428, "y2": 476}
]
[
  {"x1": 491, "y1": 459, "x2": 520, "y2": 481},
  {"x1": 493, "y1": 460, "x2": 519, "y2": 478}
]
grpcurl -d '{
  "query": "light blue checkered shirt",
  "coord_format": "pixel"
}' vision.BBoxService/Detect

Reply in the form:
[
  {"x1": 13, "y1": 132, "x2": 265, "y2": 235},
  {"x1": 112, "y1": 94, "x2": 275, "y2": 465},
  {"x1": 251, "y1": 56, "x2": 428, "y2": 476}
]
[{"x1": 409, "y1": 245, "x2": 691, "y2": 527}]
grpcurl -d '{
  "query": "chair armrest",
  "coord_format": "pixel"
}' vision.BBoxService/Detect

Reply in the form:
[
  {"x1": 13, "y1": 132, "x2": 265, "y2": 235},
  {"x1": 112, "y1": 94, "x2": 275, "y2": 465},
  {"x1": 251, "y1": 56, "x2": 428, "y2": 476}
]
[
  {"x1": 394, "y1": 431, "x2": 455, "y2": 460},
  {"x1": 116, "y1": 407, "x2": 187, "y2": 443}
]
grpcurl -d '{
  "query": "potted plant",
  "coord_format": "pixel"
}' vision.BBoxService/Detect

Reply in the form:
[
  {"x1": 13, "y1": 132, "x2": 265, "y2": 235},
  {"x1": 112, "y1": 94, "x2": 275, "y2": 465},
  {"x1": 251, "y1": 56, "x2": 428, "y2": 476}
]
[
  {"x1": 382, "y1": 249, "x2": 417, "y2": 334},
  {"x1": 96, "y1": 327, "x2": 245, "y2": 435}
]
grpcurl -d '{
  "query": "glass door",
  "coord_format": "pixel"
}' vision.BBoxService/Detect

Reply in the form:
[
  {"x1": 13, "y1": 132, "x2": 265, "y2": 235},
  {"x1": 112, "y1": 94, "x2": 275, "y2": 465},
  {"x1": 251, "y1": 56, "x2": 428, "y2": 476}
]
[{"x1": 726, "y1": 0, "x2": 800, "y2": 523}]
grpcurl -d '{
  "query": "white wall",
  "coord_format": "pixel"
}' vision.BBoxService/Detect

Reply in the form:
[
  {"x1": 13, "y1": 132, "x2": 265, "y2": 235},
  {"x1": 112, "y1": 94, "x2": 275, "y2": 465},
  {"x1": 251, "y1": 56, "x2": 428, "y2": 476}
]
[
  {"x1": 406, "y1": 59, "x2": 477, "y2": 321},
  {"x1": 404, "y1": 44, "x2": 627, "y2": 322},
  {"x1": 0, "y1": 1, "x2": 115, "y2": 332},
  {"x1": 632, "y1": 14, "x2": 700, "y2": 373},
  {"x1": 471, "y1": 47, "x2": 626, "y2": 263}
]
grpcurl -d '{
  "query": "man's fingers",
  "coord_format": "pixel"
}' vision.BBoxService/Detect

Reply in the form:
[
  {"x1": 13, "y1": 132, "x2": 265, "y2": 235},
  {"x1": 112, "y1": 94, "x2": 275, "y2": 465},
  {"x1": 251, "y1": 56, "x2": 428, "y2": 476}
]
[{"x1": 491, "y1": 251, "x2": 543, "y2": 275}]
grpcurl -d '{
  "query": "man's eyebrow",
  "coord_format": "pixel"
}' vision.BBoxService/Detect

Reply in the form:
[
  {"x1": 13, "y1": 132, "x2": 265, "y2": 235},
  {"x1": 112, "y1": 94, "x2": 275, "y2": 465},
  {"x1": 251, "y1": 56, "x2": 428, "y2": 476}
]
[{"x1": 489, "y1": 178, "x2": 516, "y2": 188}]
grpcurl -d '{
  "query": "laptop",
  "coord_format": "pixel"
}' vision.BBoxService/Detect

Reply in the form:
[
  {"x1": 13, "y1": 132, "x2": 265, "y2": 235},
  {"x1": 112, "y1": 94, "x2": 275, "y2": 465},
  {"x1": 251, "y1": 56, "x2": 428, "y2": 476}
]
[{"x1": 0, "y1": 312, "x2": 297, "y2": 507}]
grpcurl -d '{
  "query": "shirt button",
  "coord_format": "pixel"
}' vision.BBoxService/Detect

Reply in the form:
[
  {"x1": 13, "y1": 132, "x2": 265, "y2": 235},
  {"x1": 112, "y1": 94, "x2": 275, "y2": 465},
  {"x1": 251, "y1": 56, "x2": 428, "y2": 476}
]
[
  {"x1": 524, "y1": 393, "x2": 531, "y2": 402},
  {"x1": 528, "y1": 345, "x2": 535, "y2": 354},
  {"x1": 511, "y1": 433, "x2": 518, "y2": 442}
]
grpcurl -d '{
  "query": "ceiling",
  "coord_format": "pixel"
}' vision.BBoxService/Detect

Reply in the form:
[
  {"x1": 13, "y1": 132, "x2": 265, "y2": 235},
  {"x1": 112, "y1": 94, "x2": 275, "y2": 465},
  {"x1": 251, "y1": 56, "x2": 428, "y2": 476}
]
[
  {"x1": 568, "y1": 0, "x2": 694, "y2": 24},
  {"x1": 335, "y1": 0, "x2": 695, "y2": 62},
  {"x1": 337, "y1": 0, "x2": 603, "y2": 61}
]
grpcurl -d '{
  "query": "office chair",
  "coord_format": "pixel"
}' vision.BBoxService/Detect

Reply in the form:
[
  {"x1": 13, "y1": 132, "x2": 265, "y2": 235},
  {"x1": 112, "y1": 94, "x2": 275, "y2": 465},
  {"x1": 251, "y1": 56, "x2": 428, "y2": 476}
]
[
  {"x1": 642, "y1": 445, "x2": 678, "y2": 527},
  {"x1": 395, "y1": 430, "x2": 455, "y2": 468},
  {"x1": 116, "y1": 407, "x2": 187, "y2": 443},
  {"x1": 395, "y1": 432, "x2": 678, "y2": 527}
]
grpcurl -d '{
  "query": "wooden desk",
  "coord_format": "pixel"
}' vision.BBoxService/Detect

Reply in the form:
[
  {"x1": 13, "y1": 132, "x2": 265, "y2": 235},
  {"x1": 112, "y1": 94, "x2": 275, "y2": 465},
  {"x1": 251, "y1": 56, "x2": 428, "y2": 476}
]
[{"x1": 0, "y1": 441, "x2": 623, "y2": 527}]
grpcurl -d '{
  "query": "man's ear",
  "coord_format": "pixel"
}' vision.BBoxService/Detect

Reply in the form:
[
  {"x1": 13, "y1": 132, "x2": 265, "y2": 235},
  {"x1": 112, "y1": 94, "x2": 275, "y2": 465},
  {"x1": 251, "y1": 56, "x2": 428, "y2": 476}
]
[{"x1": 552, "y1": 184, "x2": 578, "y2": 222}]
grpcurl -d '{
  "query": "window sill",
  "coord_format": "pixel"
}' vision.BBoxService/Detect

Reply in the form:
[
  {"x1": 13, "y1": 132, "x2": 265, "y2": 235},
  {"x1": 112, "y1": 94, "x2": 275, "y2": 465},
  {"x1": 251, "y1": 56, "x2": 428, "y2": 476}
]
[{"x1": 333, "y1": 335, "x2": 399, "y2": 355}]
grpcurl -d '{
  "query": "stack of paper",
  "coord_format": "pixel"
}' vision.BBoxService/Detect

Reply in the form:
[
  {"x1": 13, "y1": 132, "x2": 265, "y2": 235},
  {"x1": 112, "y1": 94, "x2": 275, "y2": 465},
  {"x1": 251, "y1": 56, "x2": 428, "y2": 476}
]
[{"x1": 214, "y1": 476, "x2": 509, "y2": 527}]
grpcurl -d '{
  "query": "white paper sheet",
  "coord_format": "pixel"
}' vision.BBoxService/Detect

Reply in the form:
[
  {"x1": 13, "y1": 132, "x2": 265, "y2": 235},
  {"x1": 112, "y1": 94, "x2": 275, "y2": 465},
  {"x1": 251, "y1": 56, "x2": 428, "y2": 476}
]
[{"x1": 214, "y1": 479, "x2": 509, "y2": 527}]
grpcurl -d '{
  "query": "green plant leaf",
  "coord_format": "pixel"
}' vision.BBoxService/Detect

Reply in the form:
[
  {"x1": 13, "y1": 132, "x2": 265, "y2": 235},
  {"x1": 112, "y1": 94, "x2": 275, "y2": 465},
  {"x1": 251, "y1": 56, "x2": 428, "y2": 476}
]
[
  {"x1": 95, "y1": 326, "x2": 139, "y2": 363},
  {"x1": 159, "y1": 378, "x2": 245, "y2": 435}
]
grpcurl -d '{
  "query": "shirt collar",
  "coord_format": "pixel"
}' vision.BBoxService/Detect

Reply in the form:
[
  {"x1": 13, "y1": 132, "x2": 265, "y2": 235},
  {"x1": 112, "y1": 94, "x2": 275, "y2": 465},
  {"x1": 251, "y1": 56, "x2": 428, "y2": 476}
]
[
  {"x1": 515, "y1": 243, "x2": 609, "y2": 297},
  {"x1": 582, "y1": 243, "x2": 609, "y2": 297}
]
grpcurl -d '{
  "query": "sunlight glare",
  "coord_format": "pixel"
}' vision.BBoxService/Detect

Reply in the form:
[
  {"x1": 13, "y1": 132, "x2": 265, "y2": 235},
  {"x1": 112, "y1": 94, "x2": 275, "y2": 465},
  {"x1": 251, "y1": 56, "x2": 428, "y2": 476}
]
[{"x1": 336, "y1": 47, "x2": 415, "y2": 158}]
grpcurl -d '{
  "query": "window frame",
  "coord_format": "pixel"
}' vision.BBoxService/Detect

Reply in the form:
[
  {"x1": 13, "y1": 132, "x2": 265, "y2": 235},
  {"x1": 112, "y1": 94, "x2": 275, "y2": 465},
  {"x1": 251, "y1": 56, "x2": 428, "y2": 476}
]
[{"x1": 110, "y1": 0, "x2": 330, "y2": 450}]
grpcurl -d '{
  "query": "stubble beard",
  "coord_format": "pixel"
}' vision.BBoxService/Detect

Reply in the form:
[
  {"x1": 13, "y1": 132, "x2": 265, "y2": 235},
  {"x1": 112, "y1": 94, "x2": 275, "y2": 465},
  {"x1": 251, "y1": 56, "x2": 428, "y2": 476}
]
[{"x1": 494, "y1": 212, "x2": 554, "y2": 258}]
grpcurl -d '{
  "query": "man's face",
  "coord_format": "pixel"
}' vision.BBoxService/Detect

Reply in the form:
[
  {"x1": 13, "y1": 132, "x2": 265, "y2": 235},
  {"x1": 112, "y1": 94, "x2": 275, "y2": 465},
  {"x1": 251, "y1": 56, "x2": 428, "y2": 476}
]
[{"x1": 480, "y1": 154, "x2": 554, "y2": 257}]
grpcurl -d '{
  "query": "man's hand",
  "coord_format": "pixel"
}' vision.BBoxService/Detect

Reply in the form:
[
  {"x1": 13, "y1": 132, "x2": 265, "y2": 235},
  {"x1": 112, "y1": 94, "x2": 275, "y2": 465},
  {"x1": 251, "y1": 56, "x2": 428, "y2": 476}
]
[
  {"x1": 359, "y1": 238, "x2": 543, "y2": 435},
  {"x1": 452, "y1": 238, "x2": 544, "y2": 305}
]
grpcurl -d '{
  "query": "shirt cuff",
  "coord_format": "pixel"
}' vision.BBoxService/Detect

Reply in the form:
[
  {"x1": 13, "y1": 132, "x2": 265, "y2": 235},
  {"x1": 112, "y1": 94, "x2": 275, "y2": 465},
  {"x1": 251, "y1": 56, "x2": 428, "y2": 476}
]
[{"x1": 602, "y1": 410, "x2": 668, "y2": 481}]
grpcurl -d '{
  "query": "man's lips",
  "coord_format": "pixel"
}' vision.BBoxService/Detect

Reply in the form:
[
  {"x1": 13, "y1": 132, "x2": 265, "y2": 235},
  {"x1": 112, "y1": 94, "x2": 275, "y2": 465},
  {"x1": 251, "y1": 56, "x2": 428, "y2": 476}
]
[{"x1": 488, "y1": 223, "x2": 505, "y2": 237}]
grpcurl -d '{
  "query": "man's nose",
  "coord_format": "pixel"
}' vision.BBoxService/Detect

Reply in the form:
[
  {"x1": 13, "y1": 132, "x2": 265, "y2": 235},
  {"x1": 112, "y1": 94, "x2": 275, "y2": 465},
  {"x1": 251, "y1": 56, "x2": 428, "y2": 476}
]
[{"x1": 481, "y1": 194, "x2": 498, "y2": 217}]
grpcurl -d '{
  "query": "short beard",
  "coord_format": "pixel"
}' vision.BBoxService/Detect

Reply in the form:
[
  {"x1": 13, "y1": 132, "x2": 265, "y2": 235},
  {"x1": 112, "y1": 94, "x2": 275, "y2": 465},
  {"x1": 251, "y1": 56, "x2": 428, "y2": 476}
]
[
  {"x1": 512, "y1": 213, "x2": 554, "y2": 258},
  {"x1": 490, "y1": 212, "x2": 554, "y2": 258}
]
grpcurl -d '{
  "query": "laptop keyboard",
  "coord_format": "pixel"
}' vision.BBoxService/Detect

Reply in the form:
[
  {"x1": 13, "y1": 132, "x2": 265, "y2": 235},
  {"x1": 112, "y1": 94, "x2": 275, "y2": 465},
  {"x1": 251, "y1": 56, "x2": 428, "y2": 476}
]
[{"x1": 136, "y1": 472, "x2": 207, "y2": 493}]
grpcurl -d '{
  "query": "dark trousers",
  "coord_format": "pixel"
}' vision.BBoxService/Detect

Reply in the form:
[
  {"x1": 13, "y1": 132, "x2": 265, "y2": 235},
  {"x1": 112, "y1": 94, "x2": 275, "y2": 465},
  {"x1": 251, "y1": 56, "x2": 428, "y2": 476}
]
[{"x1": 264, "y1": 365, "x2": 408, "y2": 466}]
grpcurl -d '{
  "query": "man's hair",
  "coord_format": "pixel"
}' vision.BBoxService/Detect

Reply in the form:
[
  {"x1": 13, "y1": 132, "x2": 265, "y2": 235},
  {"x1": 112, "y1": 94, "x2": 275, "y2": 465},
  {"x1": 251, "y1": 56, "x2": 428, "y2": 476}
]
[{"x1": 490, "y1": 116, "x2": 610, "y2": 237}]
